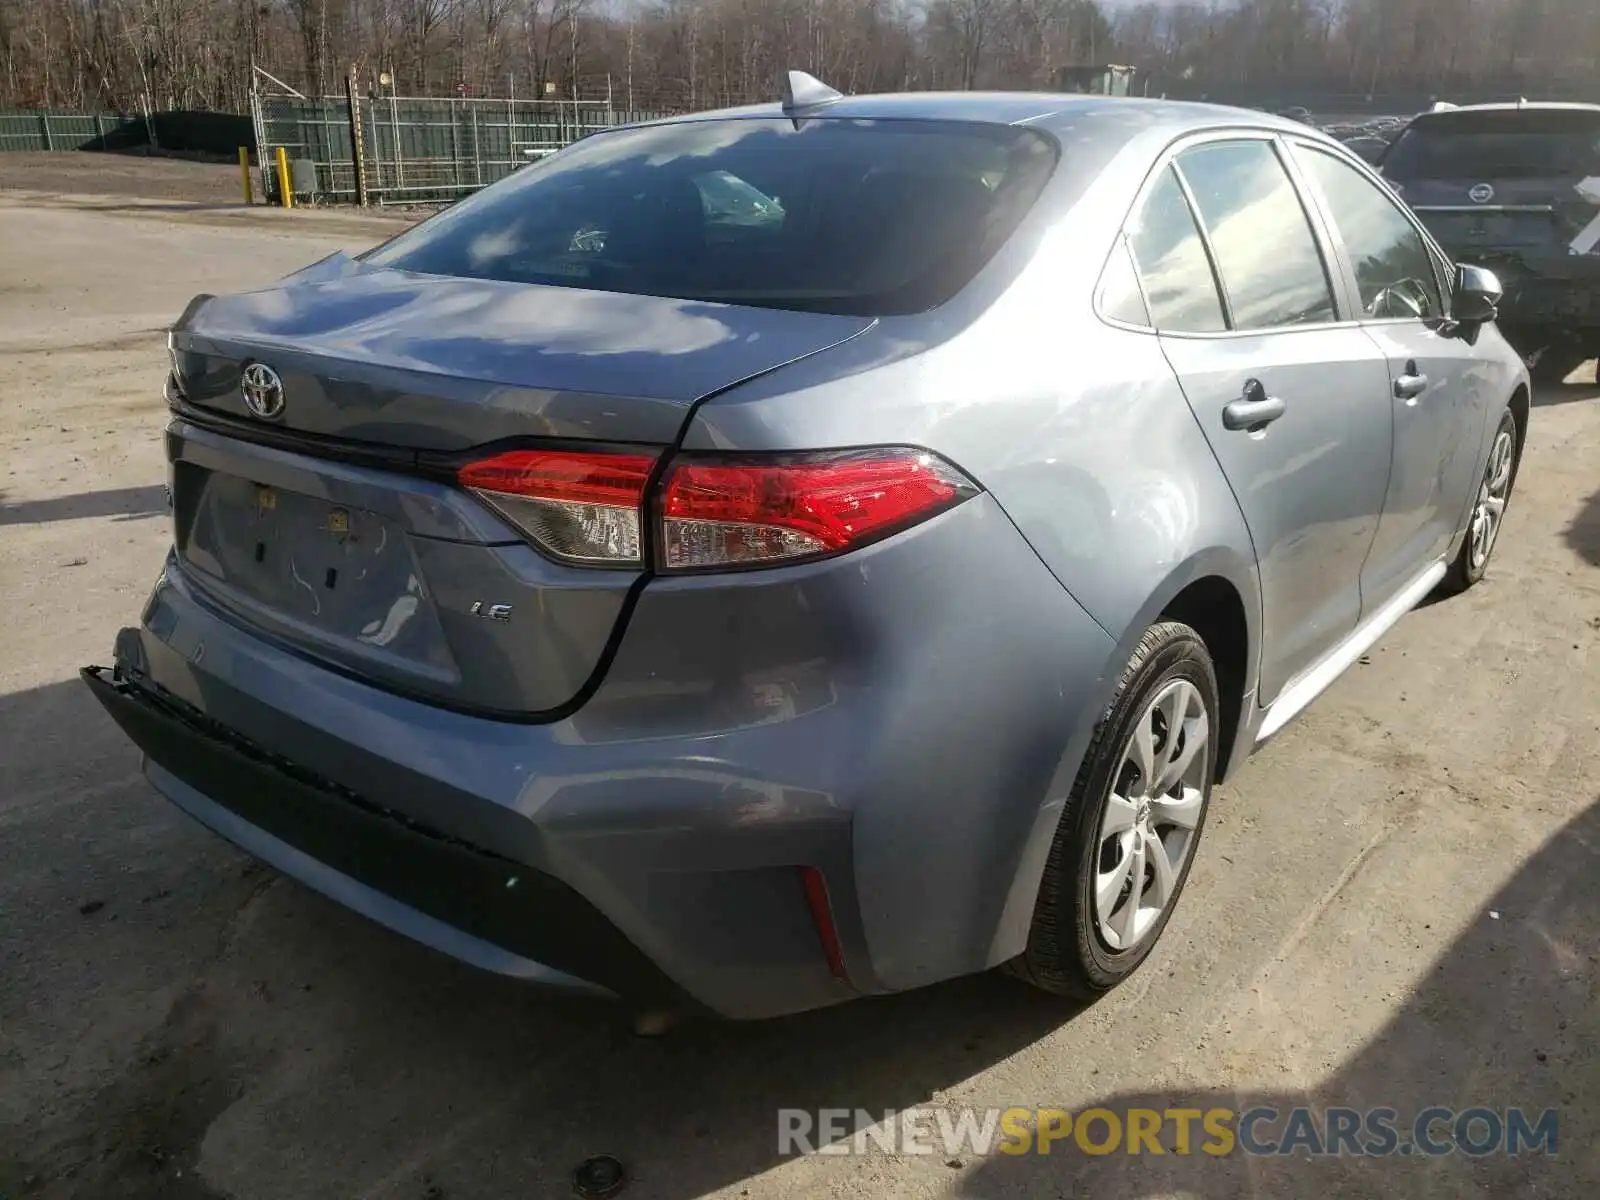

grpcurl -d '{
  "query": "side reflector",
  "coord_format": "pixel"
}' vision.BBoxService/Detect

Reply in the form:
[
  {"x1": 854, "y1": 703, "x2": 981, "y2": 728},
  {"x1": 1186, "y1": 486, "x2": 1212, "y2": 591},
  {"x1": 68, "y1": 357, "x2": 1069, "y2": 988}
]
[
  {"x1": 659, "y1": 448, "x2": 977, "y2": 570},
  {"x1": 458, "y1": 449, "x2": 656, "y2": 564},
  {"x1": 800, "y1": 866, "x2": 848, "y2": 981}
]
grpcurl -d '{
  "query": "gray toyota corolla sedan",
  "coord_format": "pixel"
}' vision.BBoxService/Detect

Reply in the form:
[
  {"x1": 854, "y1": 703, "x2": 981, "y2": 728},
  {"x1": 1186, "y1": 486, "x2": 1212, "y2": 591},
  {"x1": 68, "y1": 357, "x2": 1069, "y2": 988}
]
[{"x1": 86, "y1": 76, "x2": 1529, "y2": 1020}]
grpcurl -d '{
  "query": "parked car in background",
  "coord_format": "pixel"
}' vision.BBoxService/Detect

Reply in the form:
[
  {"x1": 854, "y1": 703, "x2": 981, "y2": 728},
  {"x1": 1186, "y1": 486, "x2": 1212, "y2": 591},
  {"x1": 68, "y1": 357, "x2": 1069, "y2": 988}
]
[
  {"x1": 88, "y1": 84, "x2": 1530, "y2": 1021},
  {"x1": 1382, "y1": 101, "x2": 1600, "y2": 383},
  {"x1": 1342, "y1": 134, "x2": 1391, "y2": 163}
]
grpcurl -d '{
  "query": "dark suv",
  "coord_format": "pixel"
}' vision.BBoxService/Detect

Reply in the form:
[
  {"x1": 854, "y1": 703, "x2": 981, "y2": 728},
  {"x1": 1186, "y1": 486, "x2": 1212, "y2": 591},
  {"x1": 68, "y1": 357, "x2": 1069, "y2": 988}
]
[{"x1": 1381, "y1": 102, "x2": 1600, "y2": 384}]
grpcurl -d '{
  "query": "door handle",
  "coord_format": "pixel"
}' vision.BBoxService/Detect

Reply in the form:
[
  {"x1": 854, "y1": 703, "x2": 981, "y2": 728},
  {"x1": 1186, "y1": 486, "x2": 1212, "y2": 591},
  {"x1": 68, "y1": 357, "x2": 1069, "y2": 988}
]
[
  {"x1": 1395, "y1": 364, "x2": 1433, "y2": 401},
  {"x1": 1222, "y1": 392, "x2": 1287, "y2": 432},
  {"x1": 1395, "y1": 374, "x2": 1433, "y2": 401}
]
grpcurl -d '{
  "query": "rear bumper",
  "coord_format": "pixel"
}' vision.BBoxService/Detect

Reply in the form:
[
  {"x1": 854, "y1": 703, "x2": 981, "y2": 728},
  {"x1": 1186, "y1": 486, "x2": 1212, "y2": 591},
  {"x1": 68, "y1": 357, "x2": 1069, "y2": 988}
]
[
  {"x1": 91, "y1": 493, "x2": 1117, "y2": 1018},
  {"x1": 84, "y1": 665, "x2": 659, "y2": 1000}
]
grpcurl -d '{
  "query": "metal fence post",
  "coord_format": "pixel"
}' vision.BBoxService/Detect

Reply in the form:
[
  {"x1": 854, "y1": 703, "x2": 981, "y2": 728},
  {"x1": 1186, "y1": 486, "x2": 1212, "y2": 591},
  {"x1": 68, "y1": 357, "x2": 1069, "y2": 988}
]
[
  {"x1": 40, "y1": 111, "x2": 53, "y2": 151},
  {"x1": 450, "y1": 97, "x2": 461, "y2": 190},
  {"x1": 366, "y1": 98, "x2": 382, "y2": 202},
  {"x1": 345, "y1": 68, "x2": 369, "y2": 206},
  {"x1": 93, "y1": 113, "x2": 105, "y2": 146},
  {"x1": 391, "y1": 93, "x2": 404, "y2": 192},
  {"x1": 471, "y1": 103, "x2": 482, "y2": 186}
]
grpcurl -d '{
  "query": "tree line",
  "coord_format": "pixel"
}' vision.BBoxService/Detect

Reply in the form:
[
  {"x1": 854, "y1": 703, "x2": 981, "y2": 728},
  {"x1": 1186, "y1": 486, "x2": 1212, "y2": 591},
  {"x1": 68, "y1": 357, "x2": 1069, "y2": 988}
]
[{"x1": 1, "y1": 0, "x2": 1595, "y2": 116}]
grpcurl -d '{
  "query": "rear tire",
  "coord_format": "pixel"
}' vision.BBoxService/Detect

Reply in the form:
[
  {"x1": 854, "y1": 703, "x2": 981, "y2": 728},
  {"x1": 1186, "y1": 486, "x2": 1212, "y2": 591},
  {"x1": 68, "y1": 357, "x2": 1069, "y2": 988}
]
[
  {"x1": 1439, "y1": 407, "x2": 1519, "y2": 596},
  {"x1": 1007, "y1": 621, "x2": 1218, "y2": 1000}
]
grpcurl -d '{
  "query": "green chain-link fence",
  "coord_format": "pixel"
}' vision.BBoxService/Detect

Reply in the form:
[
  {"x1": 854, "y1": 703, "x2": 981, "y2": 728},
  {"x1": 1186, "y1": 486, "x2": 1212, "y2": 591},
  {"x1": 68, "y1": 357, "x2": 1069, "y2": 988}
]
[
  {"x1": 252, "y1": 84, "x2": 673, "y2": 206},
  {"x1": 0, "y1": 110, "x2": 149, "y2": 152}
]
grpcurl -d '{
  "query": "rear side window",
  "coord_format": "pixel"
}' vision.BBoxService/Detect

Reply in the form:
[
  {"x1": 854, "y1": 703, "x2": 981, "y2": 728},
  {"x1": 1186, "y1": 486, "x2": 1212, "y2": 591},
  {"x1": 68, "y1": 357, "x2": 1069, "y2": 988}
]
[
  {"x1": 363, "y1": 118, "x2": 1059, "y2": 316},
  {"x1": 1098, "y1": 238, "x2": 1152, "y2": 327},
  {"x1": 1175, "y1": 140, "x2": 1337, "y2": 330},
  {"x1": 1382, "y1": 110, "x2": 1600, "y2": 181},
  {"x1": 1127, "y1": 167, "x2": 1227, "y2": 333},
  {"x1": 1293, "y1": 146, "x2": 1445, "y2": 321}
]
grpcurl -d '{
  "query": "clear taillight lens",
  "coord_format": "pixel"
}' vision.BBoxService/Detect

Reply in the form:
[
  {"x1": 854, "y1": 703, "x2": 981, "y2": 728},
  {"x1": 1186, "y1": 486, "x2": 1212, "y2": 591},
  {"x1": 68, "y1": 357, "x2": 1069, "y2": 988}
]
[
  {"x1": 657, "y1": 449, "x2": 978, "y2": 571},
  {"x1": 457, "y1": 448, "x2": 657, "y2": 564}
]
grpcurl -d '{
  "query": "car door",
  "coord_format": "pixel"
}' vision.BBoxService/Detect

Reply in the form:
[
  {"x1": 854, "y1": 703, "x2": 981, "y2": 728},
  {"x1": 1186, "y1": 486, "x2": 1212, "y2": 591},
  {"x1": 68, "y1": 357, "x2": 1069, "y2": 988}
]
[
  {"x1": 1290, "y1": 141, "x2": 1493, "y2": 609},
  {"x1": 1129, "y1": 137, "x2": 1395, "y2": 704}
]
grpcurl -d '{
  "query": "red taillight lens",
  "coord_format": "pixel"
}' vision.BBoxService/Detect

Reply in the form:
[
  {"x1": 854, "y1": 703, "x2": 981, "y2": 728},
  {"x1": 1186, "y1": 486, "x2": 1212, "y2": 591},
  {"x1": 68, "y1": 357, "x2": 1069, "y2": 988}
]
[
  {"x1": 458, "y1": 448, "x2": 657, "y2": 564},
  {"x1": 460, "y1": 445, "x2": 978, "y2": 571},
  {"x1": 658, "y1": 448, "x2": 977, "y2": 570}
]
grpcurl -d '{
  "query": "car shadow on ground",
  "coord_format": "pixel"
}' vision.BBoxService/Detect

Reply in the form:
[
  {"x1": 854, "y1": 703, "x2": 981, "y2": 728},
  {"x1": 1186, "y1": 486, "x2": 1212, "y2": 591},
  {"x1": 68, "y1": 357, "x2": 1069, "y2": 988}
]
[
  {"x1": 0, "y1": 676, "x2": 1082, "y2": 1199},
  {"x1": 1531, "y1": 370, "x2": 1599, "y2": 408},
  {"x1": 1566, "y1": 486, "x2": 1600, "y2": 569},
  {"x1": 0, "y1": 485, "x2": 168, "y2": 526},
  {"x1": 959, "y1": 796, "x2": 1598, "y2": 1199},
  {"x1": 4, "y1": 673, "x2": 1594, "y2": 1199}
]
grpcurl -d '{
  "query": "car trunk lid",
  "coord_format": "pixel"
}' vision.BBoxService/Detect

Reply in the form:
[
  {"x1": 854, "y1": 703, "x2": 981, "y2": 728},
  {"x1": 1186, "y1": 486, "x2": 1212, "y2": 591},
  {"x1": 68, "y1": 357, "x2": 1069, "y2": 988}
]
[
  {"x1": 171, "y1": 260, "x2": 874, "y2": 449},
  {"x1": 1382, "y1": 108, "x2": 1600, "y2": 267},
  {"x1": 165, "y1": 266, "x2": 872, "y2": 715}
]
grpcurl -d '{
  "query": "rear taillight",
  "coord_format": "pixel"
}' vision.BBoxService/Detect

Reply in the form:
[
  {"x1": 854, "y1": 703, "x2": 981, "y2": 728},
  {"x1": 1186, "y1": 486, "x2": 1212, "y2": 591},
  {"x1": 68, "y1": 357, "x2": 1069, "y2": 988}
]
[
  {"x1": 458, "y1": 445, "x2": 977, "y2": 570},
  {"x1": 458, "y1": 448, "x2": 657, "y2": 564},
  {"x1": 658, "y1": 449, "x2": 977, "y2": 570}
]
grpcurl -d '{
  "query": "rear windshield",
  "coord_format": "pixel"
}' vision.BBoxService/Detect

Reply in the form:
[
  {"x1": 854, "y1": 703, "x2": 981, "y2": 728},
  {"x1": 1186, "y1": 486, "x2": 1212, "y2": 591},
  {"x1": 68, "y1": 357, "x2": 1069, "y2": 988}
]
[
  {"x1": 1382, "y1": 110, "x2": 1600, "y2": 181},
  {"x1": 362, "y1": 118, "x2": 1059, "y2": 315}
]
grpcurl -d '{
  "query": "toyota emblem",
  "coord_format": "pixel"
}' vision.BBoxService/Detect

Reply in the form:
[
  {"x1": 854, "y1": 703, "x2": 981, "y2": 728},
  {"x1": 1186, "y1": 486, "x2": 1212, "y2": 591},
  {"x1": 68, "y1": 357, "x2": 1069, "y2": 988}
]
[
  {"x1": 240, "y1": 362, "x2": 285, "y2": 419},
  {"x1": 1468, "y1": 183, "x2": 1495, "y2": 205}
]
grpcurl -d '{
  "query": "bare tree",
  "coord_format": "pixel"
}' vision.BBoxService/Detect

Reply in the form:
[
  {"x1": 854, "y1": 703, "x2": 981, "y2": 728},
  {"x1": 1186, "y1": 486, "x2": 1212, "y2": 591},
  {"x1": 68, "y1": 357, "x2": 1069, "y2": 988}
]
[{"x1": 1, "y1": 0, "x2": 1593, "y2": 114}]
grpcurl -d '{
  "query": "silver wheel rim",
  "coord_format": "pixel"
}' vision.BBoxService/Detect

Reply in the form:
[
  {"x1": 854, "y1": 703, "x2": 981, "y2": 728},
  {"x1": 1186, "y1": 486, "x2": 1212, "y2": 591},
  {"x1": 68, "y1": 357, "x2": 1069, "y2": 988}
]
[
  {"x1": 1094, "y1": 678, "x2": 1210, "y2": 952},
  {"x1": 1468, "y1": 428, "x2": 1514, "y2": 572}
]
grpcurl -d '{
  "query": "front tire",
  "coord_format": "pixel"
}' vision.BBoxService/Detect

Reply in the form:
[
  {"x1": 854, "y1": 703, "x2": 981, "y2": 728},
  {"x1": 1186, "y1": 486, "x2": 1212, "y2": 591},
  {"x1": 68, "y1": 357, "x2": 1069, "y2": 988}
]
[
  {"x1": 1008, "y1": 621, "x2": 1218, "y2": 1000},
  {"x1": 1439, "y1": 407, "x2": 1519, "y2": 596}
]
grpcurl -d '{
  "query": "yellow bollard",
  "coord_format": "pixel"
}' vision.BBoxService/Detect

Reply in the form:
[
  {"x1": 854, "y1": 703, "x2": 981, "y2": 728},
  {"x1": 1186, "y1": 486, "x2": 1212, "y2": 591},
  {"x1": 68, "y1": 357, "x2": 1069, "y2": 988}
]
[
  {"x1": 275, "y1": 146, "x2": 293, "y2": 209},
  {"x1": 238, "y1": 146, "x2": 253, "y2": 205}
]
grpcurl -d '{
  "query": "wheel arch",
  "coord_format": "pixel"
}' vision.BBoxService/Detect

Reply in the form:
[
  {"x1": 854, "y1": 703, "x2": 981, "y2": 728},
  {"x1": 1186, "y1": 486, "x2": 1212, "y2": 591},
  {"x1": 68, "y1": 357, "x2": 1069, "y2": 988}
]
[
  {"x1": 988, "y1": 546, "x2": 1262, "y2": 967},
  {"x1": 1508, "y1": 381, "x2": 1530, "y2": 461},
  {"x1": 1106, "y1": 548, "x2": 1262, "y2": 784}
]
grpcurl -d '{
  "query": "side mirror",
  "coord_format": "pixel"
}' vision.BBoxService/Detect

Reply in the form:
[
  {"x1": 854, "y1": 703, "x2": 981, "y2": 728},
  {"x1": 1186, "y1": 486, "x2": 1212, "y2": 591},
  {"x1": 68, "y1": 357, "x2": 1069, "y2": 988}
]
[{"x1": 1452, "y1": 264, "x2": 1502, "y2": 324}]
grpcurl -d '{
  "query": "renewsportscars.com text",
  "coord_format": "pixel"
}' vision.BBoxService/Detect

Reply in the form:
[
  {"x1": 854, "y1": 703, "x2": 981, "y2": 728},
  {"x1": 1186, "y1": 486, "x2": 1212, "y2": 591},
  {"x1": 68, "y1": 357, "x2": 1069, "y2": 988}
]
[{"x1": 778, "y1": 1105, "x2": 1558, "y2": 1158}]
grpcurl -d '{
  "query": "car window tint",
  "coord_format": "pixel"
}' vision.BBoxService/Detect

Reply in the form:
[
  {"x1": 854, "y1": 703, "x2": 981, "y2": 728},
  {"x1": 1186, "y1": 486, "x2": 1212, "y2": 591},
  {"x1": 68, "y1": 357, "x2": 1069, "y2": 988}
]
[
  {"x1": 1175, "y1": 141, "x2": 1337, "y2": 330},
  {"x1": 1126, "y1": 167, "x2": 1226, "y2": 333},
  {"x1": 362, "y1": 118, "x2": 1058, "y2": 317},
  {"x1": 1099, "y1": 238, "x2": 1152, "y2": 327},
  {"x1": 1382, "y1": 110, "x2": 1600, "y2": 181},
  {"x1": 1293, "y1": 146, "x2": 1445, "y2": 321}
]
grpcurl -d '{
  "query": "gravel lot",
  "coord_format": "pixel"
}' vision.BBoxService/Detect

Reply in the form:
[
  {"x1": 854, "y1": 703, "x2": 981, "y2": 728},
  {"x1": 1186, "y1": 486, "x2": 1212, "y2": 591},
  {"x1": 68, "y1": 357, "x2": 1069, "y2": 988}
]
[
  {"x1": 0, "y1": 152, "x2": 249, "y2": 204},
  {"x1": 2, "y1": 166, "x2": 1598, "y2": 1200}
]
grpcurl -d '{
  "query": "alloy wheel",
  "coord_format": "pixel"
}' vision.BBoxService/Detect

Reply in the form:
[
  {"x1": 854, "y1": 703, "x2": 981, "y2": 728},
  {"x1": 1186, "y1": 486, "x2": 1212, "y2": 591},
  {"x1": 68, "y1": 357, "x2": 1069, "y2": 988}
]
[
  {"x1": 1094, "y1": 678, "x2": 1210, "y2": 951},
  {"x1": 1469, "y1": 427, "x2": 1515, "y2": 572}
]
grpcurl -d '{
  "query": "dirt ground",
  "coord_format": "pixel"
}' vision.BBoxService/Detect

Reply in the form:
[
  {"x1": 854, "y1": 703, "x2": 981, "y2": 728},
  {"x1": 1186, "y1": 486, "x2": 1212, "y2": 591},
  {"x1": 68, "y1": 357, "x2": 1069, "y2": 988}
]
[
  {"x1": 1, "y1": 167, "x2": 1598, "y2": 1200},
  {"x1": 0, "y1": 152, "x2": 251, "y2": 204}
]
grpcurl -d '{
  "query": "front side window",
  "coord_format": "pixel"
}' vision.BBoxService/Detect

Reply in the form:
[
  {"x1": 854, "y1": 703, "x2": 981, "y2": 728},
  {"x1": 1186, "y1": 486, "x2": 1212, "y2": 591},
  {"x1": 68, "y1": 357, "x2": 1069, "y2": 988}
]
[
  {"x1": 364, "y1": 118, "x2": 1059, "y2": 316},
  {"x1": 1175, "y1": 140, "x2": 1337, "y2": 330},
  {"x1": 1126, "y1": 167, "x2": 1227, "y2": 333},
  {"x1": 1293, "y1": 145, "x2": 1444, "y2": 321}
]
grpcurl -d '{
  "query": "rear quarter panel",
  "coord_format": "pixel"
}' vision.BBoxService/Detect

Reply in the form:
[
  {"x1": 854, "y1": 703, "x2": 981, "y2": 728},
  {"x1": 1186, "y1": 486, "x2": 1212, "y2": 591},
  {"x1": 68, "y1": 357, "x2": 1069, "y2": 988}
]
[
  {"x1": 684, "y1": 181, "x2": 1263, "y2": 689},
  {"x1": 682, "y1": 156, "x2": 1264, "y2": 979}
]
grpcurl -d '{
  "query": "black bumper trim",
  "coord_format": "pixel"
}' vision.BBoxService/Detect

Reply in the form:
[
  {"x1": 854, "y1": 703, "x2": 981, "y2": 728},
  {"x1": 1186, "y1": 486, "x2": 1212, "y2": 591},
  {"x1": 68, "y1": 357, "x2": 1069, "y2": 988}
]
[{"x1": 82, "y1": 665, "x2": 694, "y2": 1008}]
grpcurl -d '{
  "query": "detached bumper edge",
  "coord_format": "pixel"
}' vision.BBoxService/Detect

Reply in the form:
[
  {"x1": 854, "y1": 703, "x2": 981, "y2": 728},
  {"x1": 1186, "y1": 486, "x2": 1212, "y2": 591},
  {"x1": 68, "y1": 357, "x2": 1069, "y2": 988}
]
[{"x1": 80, "y1": 664, "x2": 698, "y2": 1008}]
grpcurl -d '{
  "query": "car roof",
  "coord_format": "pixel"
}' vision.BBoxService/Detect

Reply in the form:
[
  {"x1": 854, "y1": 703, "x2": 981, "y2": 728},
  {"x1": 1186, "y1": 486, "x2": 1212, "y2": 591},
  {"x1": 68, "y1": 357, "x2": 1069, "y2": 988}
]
[
  {"x1": 652, "y1": 92, "x2": 1318, "y2": 142},
  {"x1": 1408, "y1": 101, "x2": 1600, "y2": 120}
]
